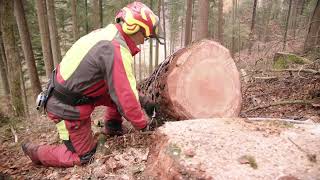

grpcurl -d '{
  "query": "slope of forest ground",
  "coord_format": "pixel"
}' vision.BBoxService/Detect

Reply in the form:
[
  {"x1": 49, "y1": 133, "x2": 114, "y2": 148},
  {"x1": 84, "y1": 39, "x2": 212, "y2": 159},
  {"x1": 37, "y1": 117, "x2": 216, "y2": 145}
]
[{"x1": 0, "y1": 39, "x2": 319, "y2": 179}]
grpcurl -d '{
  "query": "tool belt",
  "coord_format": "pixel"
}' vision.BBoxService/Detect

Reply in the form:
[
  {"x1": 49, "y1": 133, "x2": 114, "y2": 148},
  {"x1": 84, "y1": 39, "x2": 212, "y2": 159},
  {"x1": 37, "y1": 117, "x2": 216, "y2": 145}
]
[
  {"x1": 52, "y1": 84, "x2": 98, "y2": 106},
  {"x1": 51, "y1": 70, "x2": 99, "y2": 106},
  {"x1": 36, "y1": 69, "x2": 99, "y2": 111}
]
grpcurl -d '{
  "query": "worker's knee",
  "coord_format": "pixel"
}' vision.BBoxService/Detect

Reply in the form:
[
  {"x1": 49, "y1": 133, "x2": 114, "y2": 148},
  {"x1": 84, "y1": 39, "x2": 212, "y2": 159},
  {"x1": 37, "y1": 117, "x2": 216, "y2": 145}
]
[{"x1": 79, "y1": 146, "x2": 97, "y2": 165}]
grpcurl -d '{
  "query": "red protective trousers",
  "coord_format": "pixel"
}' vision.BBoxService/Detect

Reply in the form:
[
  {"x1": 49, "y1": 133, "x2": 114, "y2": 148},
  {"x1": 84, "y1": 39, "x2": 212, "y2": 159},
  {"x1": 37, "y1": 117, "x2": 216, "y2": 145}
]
[{"x1": 36, "y1": 94, "x2": 122, "y2": 167}]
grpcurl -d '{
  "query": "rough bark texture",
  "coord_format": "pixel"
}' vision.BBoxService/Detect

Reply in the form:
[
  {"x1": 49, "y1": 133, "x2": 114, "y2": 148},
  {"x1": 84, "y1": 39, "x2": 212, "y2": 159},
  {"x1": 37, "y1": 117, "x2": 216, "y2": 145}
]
[
  {"x1": 1, "y1": 0, "x2": 25, "y2": 116},
  {"x1": 99, "y1": 0, "x2": 103, "y2": 28},
  {"x1": 161, "y1": 0, "x2": 167, "y2": 58},
  {"x1": 85, "y1": 0, "x2": 89, "y2": 34},
  {"x1": 14, "y1": 0, "x2": 42, "y2": 99},
  {"x1": 283, "y1": 0, "x2": 293, "y2": 51},
  {"x1": 248, "y1": 0, "x2": 258, "y2": 55},
  {"x1": 71, "y1": 0, "x2": 79, "y2": 41},
  {"x1": 0, "y1": 32, "x2": 10, "y2": 95},
  {"x1": 35, "y1": 0, "x2": 54, "y2": 78},
  {"x1": 184, "y1": 0, "x2": 193, "y2": 47},
  {"x1": 195, "y1": 0, "x2": 209, "y2": 41},
  {"x1": 92, "y1": 0, "x2": 101, "y2": 30},
  {"x1": 217, "y1": 0, "x2": 224, "y2": 44},
  {"x1": 46, "y1": 0, "x2": 62, "y2": 67},
  {"x1": 145, "y1": 119, "x2": 320, "y2": 179},
  {"x1": 155, "y1": 0, "x2": 161, "y2": 67},
  {"x1": 304, "y1": 0, "x2": 320, "y2": 51},
  {"x1": 139, "y1": 40, "x2": 241, "y2": 120},
  {"x1": 149, "y1": 0, "x2": 154, "y2": 75}
]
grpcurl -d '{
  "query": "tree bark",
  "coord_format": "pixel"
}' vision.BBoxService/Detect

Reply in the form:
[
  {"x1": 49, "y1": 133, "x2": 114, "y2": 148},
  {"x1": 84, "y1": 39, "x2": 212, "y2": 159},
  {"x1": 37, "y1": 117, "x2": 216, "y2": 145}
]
[
  {"x1": 1, "y1": 0, "x2": 25, "y2": 116},
  {"x1": 139, "y1": 40, "x2": 241, "y2": 120},
  {"x1": 71, "y1": 0, "x2": 79, "y2": 41},
  {"x1": 155, "y1": 0, "x2": 161, "y2": 67},
  {"x1": 35, "y1": 0, "x2": 54, "y2": 78},
  {"x1": 248, "y1": 0, "x2": 258, "y2": 54},
  {"x1": 195, "y1": 0, "x2": 209, "y2": 41},
  {"x1": 85, "y1": 0, "x2": 89, "y2": 34},
  {"x1": 0, "y1": 35, "x2": 9, "y2": 95},
  {"x1": 263, "y1": 0, "x2": 274, "y2": 42},
  {"x1": 248, "y1": 0, "x2": 258, "y2": 55},
  {"x1": 161, "y1": 0, "x2": 167, "y2": 58},
  {"x1": 304, "y1": 0, "x2": 320, "y2": 51},
  {"x1": 283, "y1": 0, "x2": 293, "y2": 51},
  {"x1": 14, "y1": 0, "x2": 42, "y2": 99},
  {"x1": 46, "y1": 0, "x2": 62, "y2": 67},
  {"x1": 184, "y1": 0, "x2": 193, "y2": 47},
  {"x1": 99, "y1": 0, "x2": 103, "y2": 28},
  {"x1": 148, "y1": 0, "x2": 154, "y2": 75},
  {"x1": 92, "y1": 0, "x2": 101, "y2": 30},
  {"x1": 180, "y1": 17, "x2": 184, "y2": 47},
  {"x1": 218, "y1": 0, "x2": 224, "y2": 44},
  {"x1": 231, "y1": 0, "x2": 237, "y2": 56}
]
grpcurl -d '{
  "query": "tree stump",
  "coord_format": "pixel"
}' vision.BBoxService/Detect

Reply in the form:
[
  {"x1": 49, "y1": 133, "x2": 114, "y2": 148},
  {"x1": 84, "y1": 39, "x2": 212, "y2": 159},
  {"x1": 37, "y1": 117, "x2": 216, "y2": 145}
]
[{"x1": 139, "y1": 40, "x2": 241, "y2": 120}]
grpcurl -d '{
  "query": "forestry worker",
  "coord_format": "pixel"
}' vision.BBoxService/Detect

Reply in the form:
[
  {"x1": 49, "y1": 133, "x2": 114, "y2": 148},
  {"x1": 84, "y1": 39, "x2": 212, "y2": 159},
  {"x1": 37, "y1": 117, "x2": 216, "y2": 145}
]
[{"x1": 22, "y1": 1, "x2": 162, "y2": 167}]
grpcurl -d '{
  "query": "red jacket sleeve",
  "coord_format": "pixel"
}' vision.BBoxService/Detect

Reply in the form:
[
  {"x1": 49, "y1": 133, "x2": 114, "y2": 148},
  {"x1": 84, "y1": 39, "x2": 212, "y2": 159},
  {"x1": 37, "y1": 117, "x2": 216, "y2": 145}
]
[{"x1": 107, "y1": 40, "x2": 147, "y2": 129}]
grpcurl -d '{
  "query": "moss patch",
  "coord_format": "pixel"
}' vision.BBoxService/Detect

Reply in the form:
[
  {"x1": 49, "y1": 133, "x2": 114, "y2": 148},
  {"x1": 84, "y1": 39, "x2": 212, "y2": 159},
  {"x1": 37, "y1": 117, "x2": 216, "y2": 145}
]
[{"x1": 273, "y1": 53, "x2": 311, "y2": 69}]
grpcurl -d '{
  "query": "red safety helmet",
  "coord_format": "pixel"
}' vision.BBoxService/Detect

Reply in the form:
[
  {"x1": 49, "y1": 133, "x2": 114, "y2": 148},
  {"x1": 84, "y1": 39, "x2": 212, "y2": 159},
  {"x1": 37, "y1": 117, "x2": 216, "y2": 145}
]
[{"x1": 115, "y1": 1, "x2": 164, "y2": 44}]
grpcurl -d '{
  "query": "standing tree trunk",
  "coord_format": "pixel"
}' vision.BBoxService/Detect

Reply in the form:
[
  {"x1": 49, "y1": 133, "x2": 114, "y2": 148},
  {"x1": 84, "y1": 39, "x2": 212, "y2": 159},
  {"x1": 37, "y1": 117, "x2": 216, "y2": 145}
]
[
  {"x1": 0, "y1": 0, "x2": 25, "y2": 116},
  {"x1": 304, "y1": 0, "x2": 320, "y2": 51},
  {"x1": 218, "y1": 0, "x2": 224, "y2": 44},
  {"x1": 289, "y1": 0, "x2": 298, "y2": 39},
  {"x1": 99, "y1": 0, "x2": 103, "y2": 28},
  {"x1": 46, "y1": 0, "x2": 62, "y2": 67},
  {"x1": 19, "y1": 60, "x2": 29, "y2": 116},
  {"x1": 263, "y1": 0, "x2": 274, "y2": 42},
  {"x1": 85, "y1": 0, "x2": 89, "y2": 34},
  {"x1": 148, "y1": 0, "x2": 154, "y2": 75},
  {"x1": 155, "y1": 0, "x2": 161, "y2": 67},
  {"x1": 231, "y1": 0, "x2": 237, "y2": 56},
  {"x1": 0, "y1": 35, "x2": 9, "y2": 95},
  {"x1": 161, "y1": 0, "x2": 167, "y2": 58},
  {"x1": 92, "y1": 0, "x2": 101, "y2": 30},
  {"x1": 180, "y1": 17, "x2": 184, "y2": 47},
  {"x1": 143, "y1": 44, "x2": 146, "y2": 78},
  {"x1": 139, "y1": 45, "x2": 142, "y2": 81},
  {"x1": 184, "y1": 0, "x2": 193, "y2": 47},
  {"x1": 248, "y1": 0, "x2": 258, "y2": 55},
  {"x1": 195, "y1": 0, "x2": 209, "y2": 41},
  {"x1": 35, "y1": 0, "x2": 54, "y2": 78},
  {"x1": 14, "y1": 0, "x2": 42, "y2": 99},
  {"x1": 71, "y1": 0, "x2": 79, "y2": 41},
  {"x1": 283, "y1": 0, "x2": 293, "y2": 51}
]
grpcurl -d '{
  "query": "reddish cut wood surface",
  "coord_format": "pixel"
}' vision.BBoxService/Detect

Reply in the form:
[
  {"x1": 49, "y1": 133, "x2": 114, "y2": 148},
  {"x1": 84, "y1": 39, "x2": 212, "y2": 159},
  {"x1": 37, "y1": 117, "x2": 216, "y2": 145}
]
[{"x1": 166, "y1": 40, "x2": 241, "y2": 118}]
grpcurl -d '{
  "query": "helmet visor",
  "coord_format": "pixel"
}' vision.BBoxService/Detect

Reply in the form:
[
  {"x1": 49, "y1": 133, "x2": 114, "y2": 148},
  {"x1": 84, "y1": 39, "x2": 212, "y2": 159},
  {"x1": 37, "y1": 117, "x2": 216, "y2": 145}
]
[{"x1": 149, "y1": 23, "x2": 165, "y2": 45}]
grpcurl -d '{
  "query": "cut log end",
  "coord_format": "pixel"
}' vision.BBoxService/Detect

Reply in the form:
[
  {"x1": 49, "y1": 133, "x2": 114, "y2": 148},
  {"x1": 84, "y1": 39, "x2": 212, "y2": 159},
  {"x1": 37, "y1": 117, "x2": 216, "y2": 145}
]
[{"x1": 167, "y1": 40, "x2": 241, "y2": 119}]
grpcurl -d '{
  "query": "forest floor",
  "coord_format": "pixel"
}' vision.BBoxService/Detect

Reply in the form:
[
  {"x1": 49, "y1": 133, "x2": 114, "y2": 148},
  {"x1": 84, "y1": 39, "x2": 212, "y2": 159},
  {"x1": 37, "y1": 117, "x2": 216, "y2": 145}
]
[{"x1": 0, "y1": 42, "x2": 320, "y2": 179}]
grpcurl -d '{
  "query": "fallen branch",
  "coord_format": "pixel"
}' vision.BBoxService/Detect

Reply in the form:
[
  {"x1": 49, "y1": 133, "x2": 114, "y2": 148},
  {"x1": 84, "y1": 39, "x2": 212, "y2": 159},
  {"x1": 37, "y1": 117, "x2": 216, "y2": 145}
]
[
  {"x1": 10, "y1": 125, "x2": 18, "y2": 143},
  {"x1": 271, "y1": 68, "x2": 320, "y2": 74},
  {"x1": 244, "y1": 100, "x2": 312, "y2": 113},
  {"x1": 245, "y1": 117, "x2": 314, "y2": 124},
  {"x1": 254, "y1": 76, "x2": 278, "y2": 80}
]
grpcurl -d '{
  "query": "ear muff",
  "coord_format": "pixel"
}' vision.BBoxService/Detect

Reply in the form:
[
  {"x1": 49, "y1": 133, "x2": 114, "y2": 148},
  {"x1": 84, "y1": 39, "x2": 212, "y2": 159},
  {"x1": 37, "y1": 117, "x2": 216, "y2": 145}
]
[{"x1": 122, "y1": 22, "x2": 140, "y2": 35}]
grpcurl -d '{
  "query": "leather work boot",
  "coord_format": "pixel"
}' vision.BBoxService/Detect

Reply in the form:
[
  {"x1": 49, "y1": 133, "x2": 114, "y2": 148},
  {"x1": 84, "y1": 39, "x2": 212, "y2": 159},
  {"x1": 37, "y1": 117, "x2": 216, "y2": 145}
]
[
  {"x1": 103, "y1": 120, "x2": 124, "y2": 137},
  {"x1": 21, "y1": 143, "x2": 42, "y2": 165}
]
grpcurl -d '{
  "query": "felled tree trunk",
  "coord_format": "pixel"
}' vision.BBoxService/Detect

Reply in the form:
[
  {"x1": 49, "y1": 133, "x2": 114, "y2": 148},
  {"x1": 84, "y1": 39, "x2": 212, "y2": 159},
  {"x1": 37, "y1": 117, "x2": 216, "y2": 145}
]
[{"x1": 139, "y1": 40, "x2": 241, "y2": 120}]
